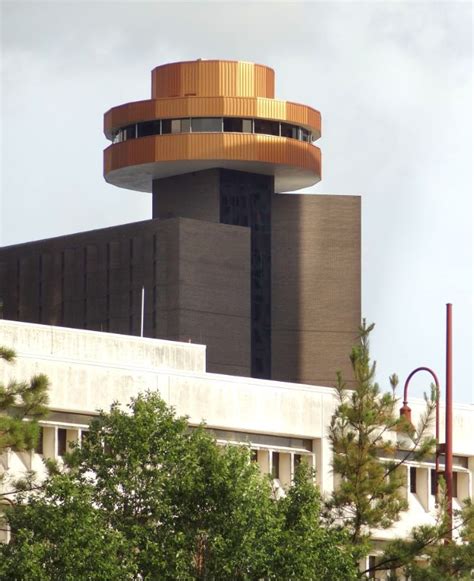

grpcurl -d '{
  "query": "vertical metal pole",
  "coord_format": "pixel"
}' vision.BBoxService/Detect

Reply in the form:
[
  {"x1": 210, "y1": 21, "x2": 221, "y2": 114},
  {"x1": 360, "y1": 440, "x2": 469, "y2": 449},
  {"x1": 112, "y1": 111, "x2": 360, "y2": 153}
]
[
  {"x1": 140, "y1": 286, "x2": 145, "y2": 338},
  {"x1": 435, "y1": 380, "x2": 440, "y2": 497},
  {"x1": 445, "y1": 303, "x2": 453, "y2": 539}
]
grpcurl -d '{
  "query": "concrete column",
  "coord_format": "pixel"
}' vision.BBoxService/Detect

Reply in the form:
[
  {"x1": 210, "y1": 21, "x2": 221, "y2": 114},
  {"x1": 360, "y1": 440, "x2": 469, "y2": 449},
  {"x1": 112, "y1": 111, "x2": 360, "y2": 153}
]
[
  {"x1": 279, "y1": 453, "x2": 291, "y2": 488},
  {"x1": 43, "y1": 426, "x2": 57, "y2": 460},
  {"x1": 257, "y1": 449, "x2": 270, "y2": 476}
]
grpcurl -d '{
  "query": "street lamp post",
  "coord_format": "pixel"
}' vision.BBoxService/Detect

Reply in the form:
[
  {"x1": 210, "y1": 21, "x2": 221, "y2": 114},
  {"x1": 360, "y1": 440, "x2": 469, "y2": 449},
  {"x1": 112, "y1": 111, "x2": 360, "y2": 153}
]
[
  {"x1": 401, "y1": 366, "x2": 441, "y2": 493},
  {"x1": 400, "y1": 303, "x2": 453, "y2": 540}
]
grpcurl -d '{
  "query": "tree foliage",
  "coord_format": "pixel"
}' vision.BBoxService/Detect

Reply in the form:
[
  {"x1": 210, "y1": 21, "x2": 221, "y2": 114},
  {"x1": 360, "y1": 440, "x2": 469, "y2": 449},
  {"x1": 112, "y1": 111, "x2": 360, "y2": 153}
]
[
  {"x1": 0, "y1": 392, "x2": 358, "y2": 580},
  {"x1": 327, "y1": 321, "x2": 437, "y2": 561},
  {"x1": 327, "y1": 321, "x2": 474, "y2": 579},
  {"x1": 0, "y1": 346, "x2": 49, "y2": 453},
  {"x1": 378, "y1": 492, "x2": 474, "y2": 580}
]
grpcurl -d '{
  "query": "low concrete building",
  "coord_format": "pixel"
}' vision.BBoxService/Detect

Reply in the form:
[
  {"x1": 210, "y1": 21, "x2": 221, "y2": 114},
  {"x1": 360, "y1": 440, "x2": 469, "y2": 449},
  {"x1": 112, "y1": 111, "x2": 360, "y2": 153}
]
[{"x1": 1, "y1": 319, "x2": 473, "y2": 557}]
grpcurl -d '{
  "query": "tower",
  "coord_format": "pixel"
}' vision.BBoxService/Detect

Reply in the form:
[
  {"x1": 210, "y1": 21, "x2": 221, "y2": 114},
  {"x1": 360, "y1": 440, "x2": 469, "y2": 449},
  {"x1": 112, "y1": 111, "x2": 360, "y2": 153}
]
[
  {"x1": 0, "y1": 60, "x2": 360, "y2": 385},
  {"x1": 104, "y1": 60, "x2": 321, "y2": 379}
]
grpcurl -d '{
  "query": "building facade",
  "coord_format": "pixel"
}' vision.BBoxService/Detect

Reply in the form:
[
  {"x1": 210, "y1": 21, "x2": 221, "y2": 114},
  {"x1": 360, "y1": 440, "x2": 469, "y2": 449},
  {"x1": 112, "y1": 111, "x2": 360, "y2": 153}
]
[
  {"x1": 1, "y1": 320, "x2": 473, "y2": 555},
  {"x1": 0, "y1": 60, "x2": 360, "y2": 386}
]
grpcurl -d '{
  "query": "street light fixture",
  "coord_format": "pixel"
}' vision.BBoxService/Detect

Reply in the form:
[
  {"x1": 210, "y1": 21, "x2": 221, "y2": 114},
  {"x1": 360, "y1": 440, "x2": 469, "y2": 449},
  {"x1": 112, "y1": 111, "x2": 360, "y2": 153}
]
[{"x1": 400, "y1": 303, "x2": 453, "y2": 540}]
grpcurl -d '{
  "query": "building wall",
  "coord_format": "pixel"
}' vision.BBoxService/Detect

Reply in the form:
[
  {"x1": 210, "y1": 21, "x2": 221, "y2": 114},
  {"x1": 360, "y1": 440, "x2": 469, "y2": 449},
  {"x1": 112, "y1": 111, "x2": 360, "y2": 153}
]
[
  {"x1": 272, "y1": 193, "x2": 361, "y2": 386},
  {"x1": 0, "y1": 321, "x2": 472, "y2": 547},
  {"x1": 152, "y1": 169, "x2": 221, "y2": 222},
  {"x1": 0, "y1": 218, "x2": 251, "y2": 376},
  {"x1": 0, "y1": 183, "x2": 361, "y2": 385},
  {"x1": 154, "y1": 168, "x2": 273, "y2": 379}
]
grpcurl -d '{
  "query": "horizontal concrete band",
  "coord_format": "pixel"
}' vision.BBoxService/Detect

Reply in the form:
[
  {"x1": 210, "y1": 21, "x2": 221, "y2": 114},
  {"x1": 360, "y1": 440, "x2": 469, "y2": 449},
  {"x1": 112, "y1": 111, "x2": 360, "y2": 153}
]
[
  {"x1": 104, "y1": 134, "x2": 321, "y2": 193},
  {"x1": 104, "y1": 96, "x2": 321, "y2": 139}
]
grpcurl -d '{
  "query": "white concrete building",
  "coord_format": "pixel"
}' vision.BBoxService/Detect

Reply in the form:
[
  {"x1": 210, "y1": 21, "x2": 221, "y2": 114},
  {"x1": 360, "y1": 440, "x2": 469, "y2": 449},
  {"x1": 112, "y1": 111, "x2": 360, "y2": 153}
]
[{"x1": 1, "y1": 319, "x2": 473, "y2": 559}]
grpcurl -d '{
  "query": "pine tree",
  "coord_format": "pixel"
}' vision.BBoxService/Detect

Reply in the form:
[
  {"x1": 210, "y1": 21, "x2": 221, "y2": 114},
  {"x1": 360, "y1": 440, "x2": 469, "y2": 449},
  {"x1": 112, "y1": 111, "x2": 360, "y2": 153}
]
[
  {"x1": 326, "y1": 320, "x2": 437, "y2": 563},
  {"x1": 0, "y1": 346, "x2": 49, "y2": 453}
]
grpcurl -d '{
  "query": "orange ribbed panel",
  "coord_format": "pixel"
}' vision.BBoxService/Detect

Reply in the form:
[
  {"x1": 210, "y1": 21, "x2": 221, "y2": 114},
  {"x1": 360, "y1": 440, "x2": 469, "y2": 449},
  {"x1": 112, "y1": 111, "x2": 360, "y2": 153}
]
[
  {"x1": 104, "y1": 97, "x2": 321, "y2": 138},
  {"x1": 151, "y1": 60, "x2": 275, "y2": 99},
  {"x1": 104, "y1": 133, "x2": 320, "y2": 176}
]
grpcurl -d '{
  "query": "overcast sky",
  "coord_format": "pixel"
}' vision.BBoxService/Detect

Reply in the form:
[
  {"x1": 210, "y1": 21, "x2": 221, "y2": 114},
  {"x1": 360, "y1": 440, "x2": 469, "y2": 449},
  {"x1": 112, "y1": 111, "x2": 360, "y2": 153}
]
[{"x1": 1, "y1": 1, "x2": 472, "y2": 403}]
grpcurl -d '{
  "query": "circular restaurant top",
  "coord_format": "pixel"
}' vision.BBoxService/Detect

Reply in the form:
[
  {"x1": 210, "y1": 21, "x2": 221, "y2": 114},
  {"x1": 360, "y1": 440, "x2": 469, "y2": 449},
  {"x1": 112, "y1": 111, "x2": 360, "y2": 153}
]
[
  {"x1": 104, "y1": 60, "x2": 322, "y2": 193},
  {"x1": 151, "y1": 60, "x2": 275, "y2": 99}
]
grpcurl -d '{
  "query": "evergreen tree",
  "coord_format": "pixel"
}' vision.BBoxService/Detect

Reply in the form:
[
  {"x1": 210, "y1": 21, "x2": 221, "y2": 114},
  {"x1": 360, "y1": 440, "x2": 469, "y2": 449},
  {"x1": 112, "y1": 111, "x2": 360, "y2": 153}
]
[
  {"x1": 326, "y1": 320, "x2": 437, "y2": 562},
  {"x1": 0, "y1": 346, "x2": 49, "y2": 454},
  {"x1": 374, "y1": 487, "x2": 474, "y2": 580}
]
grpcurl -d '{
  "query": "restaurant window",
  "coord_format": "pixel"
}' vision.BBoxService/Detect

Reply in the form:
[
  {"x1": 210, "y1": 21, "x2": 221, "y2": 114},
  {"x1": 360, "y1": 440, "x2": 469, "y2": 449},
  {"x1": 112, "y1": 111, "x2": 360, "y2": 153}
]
[
  {"x1": 191, "y1": 117, "x2": 222, "y2": 132},
  {"x1": 299, "y1": 128, "x2": 310, "y2": 142},
  {"x1": 171, "y1": 119, "x2": 182, "y2": 134},
  {"x1": 137, "y1": 120, "x2": 161, "y2": 137},
  {"x1": 181, "y1": 118, "x2": 191, "y2": 132},
  {"x1": 223, "y1": 118, "x2": 243, "y2": 132},
  {"x1": 254, "y1": 119, "x2": 279, "y2": 136},
  {"x1": 124, "y1": 125, "x2": 136, "y2": 140},
  {"x1": 242, "y1": 119, "x2": 253, "y2": 133},
  {"x1": 280, "y1": 122, "x2": 299, "y2": 139}
]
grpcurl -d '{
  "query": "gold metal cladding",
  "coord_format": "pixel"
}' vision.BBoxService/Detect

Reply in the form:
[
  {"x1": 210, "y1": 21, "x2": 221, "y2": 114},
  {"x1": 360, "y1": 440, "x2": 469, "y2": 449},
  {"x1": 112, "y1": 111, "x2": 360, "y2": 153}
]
[
  {"x1": 104, "y1": 97, "x2": 321, "y2": 140},
  {"x1": 104, "y1": 133, "x2": 321, "y2": 193},
  {"x1": 151, "y1": 60, "x2": 275, "y2": 99}
]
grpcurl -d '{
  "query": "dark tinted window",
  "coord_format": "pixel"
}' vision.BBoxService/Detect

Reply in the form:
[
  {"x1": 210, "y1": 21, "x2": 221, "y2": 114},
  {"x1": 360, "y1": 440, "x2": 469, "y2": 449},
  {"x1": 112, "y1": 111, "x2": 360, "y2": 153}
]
[
  {"x1": 223, "y1": 118, "x2": 243, "y2": 132},
  {"x1": 161, "y1": 119, "x2": 172, "y2": 134},
  {"x1": 431, "y1": 469, "x2": 437, "y2": 495},
  {"x1": 254, "y1": 119, "x2": 279, "y2": 136},
  {"x1": 300, "y1": 129, "x2": 310, "y2": 142},
  {"x1": 58, "y1": 428, "x2": 67, "y2": 456},
  {"x1": 281, "y1": 123, "x2": 298, "y2": 139},
  {"x1": 272, "y1": 452, "x2": 280, "y2": 479},
  {"x1": 410, "y1": 467, "x2": 417, "y2": 493},
  {"x1": 137, "y1": 120, "x2": 161, "y2": 137},
  {"x1": 124, "y1": 125, "x2": 136, "y2": 140},
  {"x1": 35, "y1": 427, "x2": 44, "y2": 455}
]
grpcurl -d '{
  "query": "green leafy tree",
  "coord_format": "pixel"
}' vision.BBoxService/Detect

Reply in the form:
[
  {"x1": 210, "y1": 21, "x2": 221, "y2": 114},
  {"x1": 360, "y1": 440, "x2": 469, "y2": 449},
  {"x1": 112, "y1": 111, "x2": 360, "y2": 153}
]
[
  {"x1": 0, "y1": 346, "x2": 49, "y2": 452},
  {"x1": 274, "y1": 463, "x2": 357, "y2": 580},
  {"x1": 0, "y1": 392, "x2": 358, "y2": 580},
  {"x1": 326, "y1": 320, "x2": 437, "y2": 563},
  {"x1": 0, "y1": 475, "x2": 136, "y2": 581}
]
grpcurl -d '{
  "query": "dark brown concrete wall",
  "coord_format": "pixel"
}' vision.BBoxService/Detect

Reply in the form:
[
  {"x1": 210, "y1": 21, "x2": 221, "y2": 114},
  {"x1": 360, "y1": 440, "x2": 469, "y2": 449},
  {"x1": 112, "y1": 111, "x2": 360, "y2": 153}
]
[
  {"x1": 271, "y1": 193, "x2": 361, "y2": 387},
  {"x1": 173, "y1": 219, "x2": 250, "y2": 376},
  {"x1": 153, "y1": 169, "x2": 220, "y2": 222},
  {"x1": 0, "y1": 218, "x2": 251, "y2": 376}
]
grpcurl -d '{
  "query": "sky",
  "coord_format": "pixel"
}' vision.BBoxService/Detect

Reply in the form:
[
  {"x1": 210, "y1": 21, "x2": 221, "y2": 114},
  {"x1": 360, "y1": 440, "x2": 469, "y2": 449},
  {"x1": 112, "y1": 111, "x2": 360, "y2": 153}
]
[{"x1": 1, "y1": 0, "x2": 472, "y2": 403}]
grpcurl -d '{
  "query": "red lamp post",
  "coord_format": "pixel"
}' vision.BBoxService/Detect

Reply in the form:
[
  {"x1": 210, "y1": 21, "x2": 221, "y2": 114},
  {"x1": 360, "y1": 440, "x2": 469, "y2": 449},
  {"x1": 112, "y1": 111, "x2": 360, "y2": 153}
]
[{"x1": 400, "y1": 303, "x2": 453, "y2": 540}]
